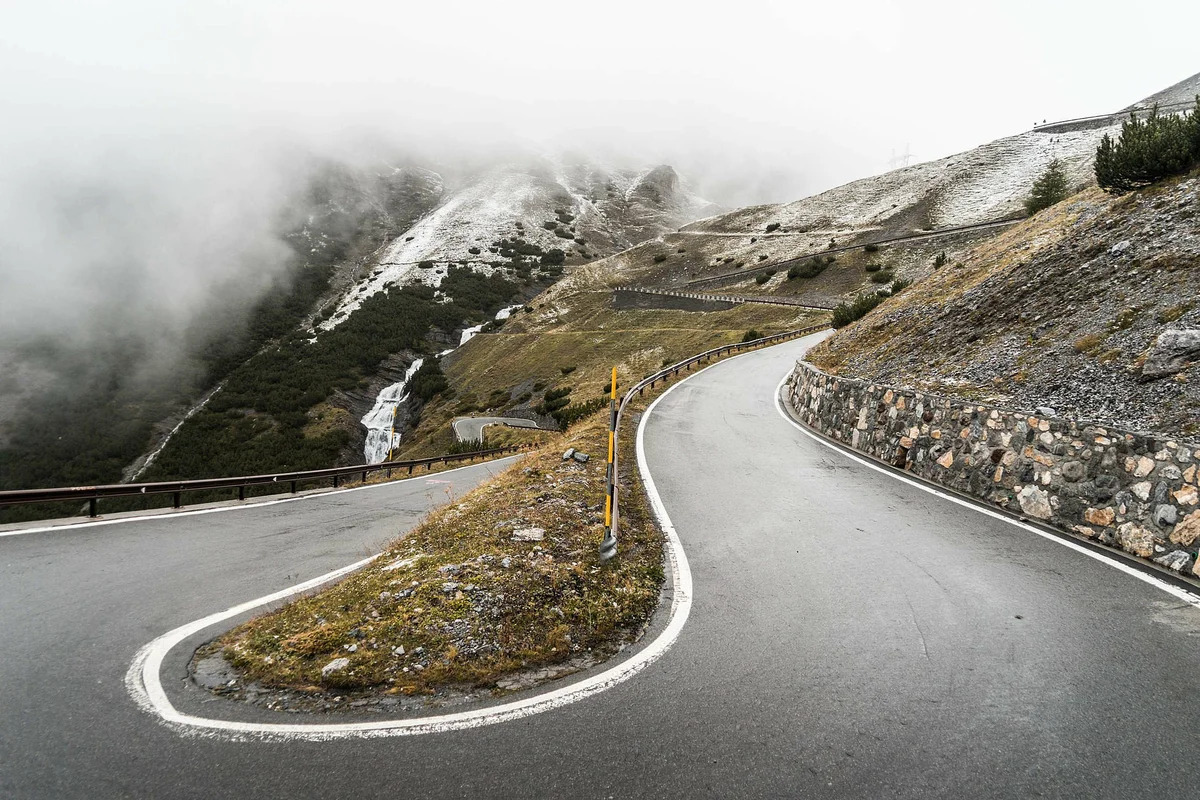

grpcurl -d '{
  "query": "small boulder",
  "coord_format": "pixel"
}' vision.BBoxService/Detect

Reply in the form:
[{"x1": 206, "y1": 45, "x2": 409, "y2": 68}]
[
  {"x1": 1153, "y1": 550, "x2": 1192, "y2": 573},
  {"x1": 1017, "y1": 486, "x2": 1053, "y2": 519},
  {"x1": 561, "y1": 448, "x2": 576, "y2": 461},
  {"x1": 512, "y1": 527, "x2": 545, "y2": 542},
  {"x1": 1155, "y1": 504, "x2": 1178, "y2": 527},
  {"x1": 1117, "y1": 522, "x2": 1157, "y2": 558},
  {"x1": 321, "y1": 657, "x2": 350, "y2": 677},
  {"x1": 572, "y1": 451, "x2": 590, "y2": 463},
  {"x1": 1170, "y1": 510, "x2": 1200, "y2": 546},
  {"x1": 1035, "y1": 406, "x2": 1057, "y2": 418},
  {"x1": 1140, "y1": 329, "x2": 1200, "y2": 381},
  {"x1": 1061, "y1": 461, "x2": 1086, "y2": 482}
]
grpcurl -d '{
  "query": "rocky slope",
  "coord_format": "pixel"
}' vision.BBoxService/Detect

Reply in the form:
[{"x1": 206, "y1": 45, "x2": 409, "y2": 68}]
[
  {"x1": 809, "y1": 169, "x2": 1200, "y2": 440},
  {"x1": 1123, "y1": 70, "x2": 1200, "y2": 112},
  {"x1": 318, "y1": 159, "x2": 717, "y2": 330},
  {"x1": 575, "y1": 73, "x2": 1200, "y2": 325}
]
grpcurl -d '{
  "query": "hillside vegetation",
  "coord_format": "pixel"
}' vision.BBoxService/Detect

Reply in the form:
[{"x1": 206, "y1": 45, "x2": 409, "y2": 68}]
[
  {"x1": 0, "y1": 161, "x2": 446, "y2": 518},
  {"x1": 394, "y1": 262, "x2": 824, "y2": 458},
  {"x1": 809, "y1": 169, "x2": 1200, "y2": 439}
]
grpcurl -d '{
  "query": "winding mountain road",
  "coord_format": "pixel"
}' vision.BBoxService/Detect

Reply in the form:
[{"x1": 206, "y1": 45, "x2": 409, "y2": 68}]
[
  {"x1": 451, "y1": 416, "x2": 542, "y2": 443},
  {"x1": 4, "y1": 335, "x2": 1200, "y2": 798}
]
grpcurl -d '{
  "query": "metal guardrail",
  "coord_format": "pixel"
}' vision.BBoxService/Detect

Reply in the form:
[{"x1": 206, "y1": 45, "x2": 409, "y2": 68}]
[
  {"x1": 599, "y1": 322, "x2": 831, "y2": 559},
  {"x1": 614, "y1": 286, "x2": 834, "y2": 311},
  {"x1": 1031, "y1": 99, "x2": 1198, "y2": 132},
  {"x1": 0, "y1": 446, "x2": 526, "y2": 519}
]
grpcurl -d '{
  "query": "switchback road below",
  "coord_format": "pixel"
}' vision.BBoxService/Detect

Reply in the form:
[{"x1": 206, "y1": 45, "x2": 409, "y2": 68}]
[{"x1": 3, "y1": 336, "x2": 1200, "y2": 798}]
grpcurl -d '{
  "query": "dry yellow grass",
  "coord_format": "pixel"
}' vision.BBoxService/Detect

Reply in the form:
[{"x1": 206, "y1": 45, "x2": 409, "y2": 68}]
[
  {"x1": 807, "y1": 189, "x2": 1102, "y2": 375},
  {"x1": 393, "y1": 279, "x2": 824, "y2": 458},
  {"x1": 216, "y1": 411, "x2": 663, "y2": 698}
]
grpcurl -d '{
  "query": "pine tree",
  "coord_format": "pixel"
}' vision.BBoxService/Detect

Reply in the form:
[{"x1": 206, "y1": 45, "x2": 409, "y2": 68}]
[
  {"x1": 1095, "y1": 99, "x2": 1200, "y2": 193},
  {"x1": 1025, "y1": 158, "x2": 1069, "y2": 216}
]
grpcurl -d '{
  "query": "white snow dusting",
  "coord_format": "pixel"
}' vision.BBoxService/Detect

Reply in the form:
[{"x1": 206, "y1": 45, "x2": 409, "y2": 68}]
[
  {"x1": 460, "y1": 304, "x2": 524, "y2": 346},
  {"x1": 690, "y1": 125, "x2": 1119, "y2": 238}
]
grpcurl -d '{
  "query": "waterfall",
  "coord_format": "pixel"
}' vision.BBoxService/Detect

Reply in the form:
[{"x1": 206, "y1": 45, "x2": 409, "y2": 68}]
[
  {"x1": 126, "y1": 381, "x2": 226, "y2": 482},
  {"x1": 460, "y1": 304, "x2": 524, "y2": 346},
  {"x1": 361, "y1": 304, "x2": 524, "y2": 463},
  {"x1": 360, "y1": 358, "x2": 424, "y2": 464}
]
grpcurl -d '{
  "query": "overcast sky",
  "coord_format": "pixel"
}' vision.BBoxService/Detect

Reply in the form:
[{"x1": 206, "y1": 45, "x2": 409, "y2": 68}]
[
  {"x1": 0, "y1": 0, "x2": 1197, "y2": 372},
  {"x1": 3, "y1": 0, "x2": 1198, "y2": 202}
]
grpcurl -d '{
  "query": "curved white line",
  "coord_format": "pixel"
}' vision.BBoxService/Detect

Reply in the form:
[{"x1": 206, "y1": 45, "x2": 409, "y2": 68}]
[
  {"x1": 2, "y1": 457, "x2": 519, "y2": 538},
  {"x1": 772, "y1": 368, "x2": 1200, "y2": 609},
  {"x1": 124, "y1": 360, "x2": 711, "y2": 741}
]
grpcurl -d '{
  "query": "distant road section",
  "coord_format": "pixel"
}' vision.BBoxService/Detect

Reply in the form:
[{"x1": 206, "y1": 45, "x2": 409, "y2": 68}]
[
  {"x1": 684, "y1": 217, "x2": 1021, "y2": 289},
  {"x1": 452, "y1": 416, "x2": 543, "y2": 442}
]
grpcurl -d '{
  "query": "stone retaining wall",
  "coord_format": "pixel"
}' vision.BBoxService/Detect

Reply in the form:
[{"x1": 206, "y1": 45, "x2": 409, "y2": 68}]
[{"x1": 786, "y1": 360, "x2": 1200, "y2": 578}]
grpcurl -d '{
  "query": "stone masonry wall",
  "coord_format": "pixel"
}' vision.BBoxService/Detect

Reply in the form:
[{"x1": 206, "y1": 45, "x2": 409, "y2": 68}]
[{"x1": 787, "y1": 360, "x2": 1200, "y2": 579}]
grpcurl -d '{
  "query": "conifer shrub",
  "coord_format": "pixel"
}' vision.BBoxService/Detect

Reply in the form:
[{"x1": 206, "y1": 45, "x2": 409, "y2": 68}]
[
  {"x1": 787, "y1": 257, "x2": 828, "y2": 280},
  {"x1": 1025, "y1": 159, "x2": 1069, "y2": 215},
  {"x1": 831, "y1": 293, "x2": 886, "y2": 328},
  {"x1": 1095, "y1": 100, "x2": 1200, "y2": 193}
]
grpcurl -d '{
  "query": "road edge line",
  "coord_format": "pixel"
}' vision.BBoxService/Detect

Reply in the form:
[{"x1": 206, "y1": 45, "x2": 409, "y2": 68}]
[
  {"x1": 121, "y1": 351, "x2": 734, "y2": 741},
  {"x1": 772, "y1": 368, "x2": 1200, "y2": 609},
  {"x1": 2, "y1": 457, "x2": 521, "y2": 538}
]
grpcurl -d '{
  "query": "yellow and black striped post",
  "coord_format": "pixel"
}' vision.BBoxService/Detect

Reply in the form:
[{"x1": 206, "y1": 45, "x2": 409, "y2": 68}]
[{"x1": 599, "y1": 366, "x2": 618, "y2": 561}]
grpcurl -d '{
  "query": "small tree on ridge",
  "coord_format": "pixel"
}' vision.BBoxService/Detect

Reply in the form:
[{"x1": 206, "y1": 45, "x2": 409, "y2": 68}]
[{"x1": 1025, "y1": 159, "x2": 1069, "y2": 216}]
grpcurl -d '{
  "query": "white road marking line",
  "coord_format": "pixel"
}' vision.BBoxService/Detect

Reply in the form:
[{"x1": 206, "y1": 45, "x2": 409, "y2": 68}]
[
  {"x1": 1, "y1": 458, "x2": 519, "y2": 538},
  {"x1": 123, "y1": 355, "x2": 735, "y2": 740},
  {"x1": 772, "y1": 369, "x2": 1200, "y2": 609}
]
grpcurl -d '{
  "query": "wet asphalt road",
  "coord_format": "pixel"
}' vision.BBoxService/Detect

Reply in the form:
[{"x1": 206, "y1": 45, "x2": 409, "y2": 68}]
[
  {"x1": 4, "y1": 334, "x2": 1200, "y2": 799},
  {"x1": 451, "y1": 416, "x2": 541, "y2": 443}
]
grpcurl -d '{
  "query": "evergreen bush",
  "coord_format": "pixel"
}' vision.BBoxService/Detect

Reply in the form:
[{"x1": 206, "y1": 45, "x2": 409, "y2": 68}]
[
  {"x1": 1024, "y1": 159, "x2": 1069, "y2": 215},
  {"x1": 1095, "y1": 100, "x2": 1200, "y2": 193},
  {"x1": 831, "y1": 293, "x2": 886, "y2": 328}
]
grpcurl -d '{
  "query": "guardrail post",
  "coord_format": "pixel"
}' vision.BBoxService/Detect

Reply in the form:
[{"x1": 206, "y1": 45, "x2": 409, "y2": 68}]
[
  {"x1": 173, "y1": 491, "x2": 181, "y2": 509},
  {"x1": 362, "y1": 470, "x2": 368, "y2": 483},
  {"x1": 238, "y1": 485, "x2": 245, "y2": 501},
  {"x1": 333, "y1": 474, "x2": 340, "y2": 488},
  {"x1": 599, "y1": 366, "x2": 618, "y2": 562},
  {"x1": 290, "y1": 480, "x2": 297, "y2": 494},
  {"x1": 89, "y1": 498, "x2": 97, "y2": 518}
]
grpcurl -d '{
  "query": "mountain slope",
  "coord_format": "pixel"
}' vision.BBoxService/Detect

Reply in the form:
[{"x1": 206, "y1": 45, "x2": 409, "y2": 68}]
[
  {"x1": 127, "y1": 157, "x2": 718, "y2": 483},
  {"x1": 0, "y1": 157, "x2": 447, "y2": 515},
  {"x1": 319, "y1": 160, "x2": 717, "y2": 330},
  {"x1": 808, "y1": 170, "x2": 1200, "y2": 439},
  {"x1": 579, "y1": 73, "x2": 1199, "y2": 320}
]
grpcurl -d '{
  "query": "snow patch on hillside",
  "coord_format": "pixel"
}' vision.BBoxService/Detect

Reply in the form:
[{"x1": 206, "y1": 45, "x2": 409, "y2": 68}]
[
  {"x1": 318, "y1": 160, "x2": 717, "y2": 332},
  {"x1": 688, "y1": 126, "x2": 1117, "y2": 238},
  {"x1": 459, "y1": 304, "x2": 523, "y2": 346}
]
